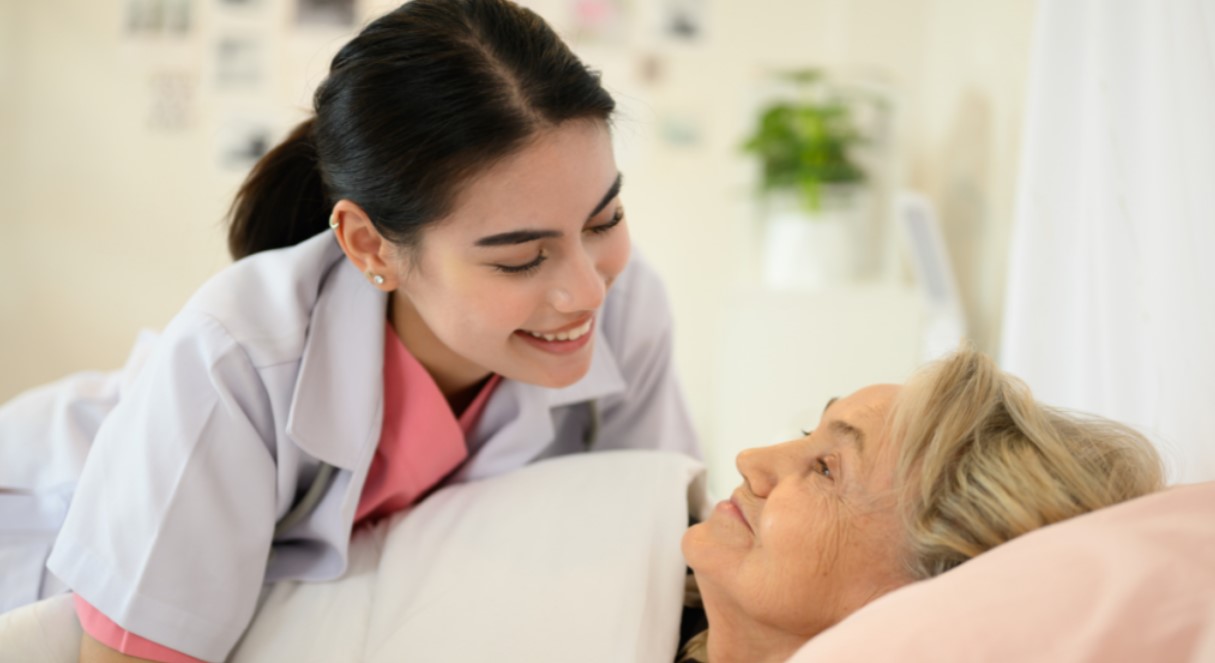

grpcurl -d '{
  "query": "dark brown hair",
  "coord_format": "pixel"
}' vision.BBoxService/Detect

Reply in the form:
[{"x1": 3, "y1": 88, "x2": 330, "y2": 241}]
[{"x1": 227, "y1": 0, "x2": 615, "y2": 260}]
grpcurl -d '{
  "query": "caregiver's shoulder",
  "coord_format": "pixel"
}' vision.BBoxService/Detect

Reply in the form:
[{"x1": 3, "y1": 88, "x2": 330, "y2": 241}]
[
  {"x1": 169, "y1": 231, "x2": 342, "y2": 362},
  {"x1": 600, "y1": 245, "x2": 676, "y2": 343}
]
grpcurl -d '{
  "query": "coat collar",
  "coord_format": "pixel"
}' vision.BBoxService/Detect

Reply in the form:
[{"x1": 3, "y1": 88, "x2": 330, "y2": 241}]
[
  {"x1": 455, "y1": 324, "x2": 626, "y2": 481},
  {"x1": 285, "y1": 233, "x2": 628, "y2": 475},
  {"x1": 545, "y1": 327, "x2": 626, "y2": 408},
  {"x1": 285, "y1": 240, "x2": 387, "y2": 470}
]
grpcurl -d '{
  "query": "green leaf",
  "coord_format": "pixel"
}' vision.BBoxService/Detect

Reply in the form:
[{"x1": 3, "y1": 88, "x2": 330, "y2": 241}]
[{"x1": 742, "y1": 70, "x2": 871, "y2": 201}]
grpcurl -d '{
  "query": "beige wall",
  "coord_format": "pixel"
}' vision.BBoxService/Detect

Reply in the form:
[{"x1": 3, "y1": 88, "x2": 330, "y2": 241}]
[{"x1": 0, "y1": 1, "x2": 1037, "y2": 453}]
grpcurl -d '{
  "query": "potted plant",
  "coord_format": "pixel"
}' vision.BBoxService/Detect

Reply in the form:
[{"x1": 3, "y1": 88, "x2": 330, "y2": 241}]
[{"x1": 742, "y1": 69, "x2": 874, "y2": 288}]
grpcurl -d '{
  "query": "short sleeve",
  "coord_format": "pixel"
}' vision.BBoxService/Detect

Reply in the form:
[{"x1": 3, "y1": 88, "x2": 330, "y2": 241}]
[
  {"x1": 594, "y1": 253, "x2": 702, "y2": 459},
  {"x1": 46, "y1": 310, "x2": 278, "y2": 663},
  {"x1": 74, "y1": 596, "x2": 207, "y2": 663}
]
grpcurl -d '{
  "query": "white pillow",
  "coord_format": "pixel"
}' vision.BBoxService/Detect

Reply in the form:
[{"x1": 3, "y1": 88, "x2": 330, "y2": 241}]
[
  {"x1": 244, "y1": 449, "x2": 705, "y2": 662},
  {"x1": 0, "y1": 450, "x2": 704, "y2": 662}
]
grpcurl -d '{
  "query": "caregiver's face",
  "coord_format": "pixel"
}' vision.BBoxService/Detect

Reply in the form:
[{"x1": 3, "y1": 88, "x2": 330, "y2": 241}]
[
  {"x1": 392, "y1": 120, "x2": 630, "y2": 390},
  {"x1": 683, "y1": 384, "x2": 912, "y2": 637}
]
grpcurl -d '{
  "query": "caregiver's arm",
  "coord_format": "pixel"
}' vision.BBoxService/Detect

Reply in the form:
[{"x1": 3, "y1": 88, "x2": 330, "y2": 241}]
[{"x1": 80, "y1": 634, "x2": 153, "y2": 663}]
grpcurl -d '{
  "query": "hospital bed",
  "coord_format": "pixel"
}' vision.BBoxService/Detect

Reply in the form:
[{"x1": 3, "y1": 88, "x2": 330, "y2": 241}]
[
  {"x1": 1, "y1": 451, "x2": 703, "y2": 662},
  {"x1": 3, "y1": 449, "x2": 1214, "y2": 661}
]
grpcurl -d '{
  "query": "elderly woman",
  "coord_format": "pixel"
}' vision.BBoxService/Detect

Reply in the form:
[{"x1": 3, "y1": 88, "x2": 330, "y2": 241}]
[{"x1": 679, "y1": 348, "x2": 1164, "y2": 663}]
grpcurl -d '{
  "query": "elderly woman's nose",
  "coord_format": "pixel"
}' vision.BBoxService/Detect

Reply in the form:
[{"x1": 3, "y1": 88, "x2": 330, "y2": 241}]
[{"x1": 737, "y1": 446, "x2": 778, "y2": 497}]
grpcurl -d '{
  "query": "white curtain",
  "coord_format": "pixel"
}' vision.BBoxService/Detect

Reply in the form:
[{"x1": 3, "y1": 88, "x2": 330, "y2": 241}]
[{"x1": 1001, "y1": 0, "x2": 1215, "y2": 483}]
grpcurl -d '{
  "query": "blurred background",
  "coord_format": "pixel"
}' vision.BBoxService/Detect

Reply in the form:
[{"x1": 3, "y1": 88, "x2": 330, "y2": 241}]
[{"x1": 2, "y1": 0, "x2": 1211, "y2": 493}]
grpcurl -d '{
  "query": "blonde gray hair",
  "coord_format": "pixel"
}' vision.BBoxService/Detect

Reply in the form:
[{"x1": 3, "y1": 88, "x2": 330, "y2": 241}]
[{"x1": 891, "y1": 348, "x2": 1164, "y2": 580}]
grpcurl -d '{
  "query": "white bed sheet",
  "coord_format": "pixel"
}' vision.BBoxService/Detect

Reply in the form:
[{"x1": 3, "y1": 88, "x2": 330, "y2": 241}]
[{"x1": 0, "y1": 450, "x2": 705, "y2": 663}]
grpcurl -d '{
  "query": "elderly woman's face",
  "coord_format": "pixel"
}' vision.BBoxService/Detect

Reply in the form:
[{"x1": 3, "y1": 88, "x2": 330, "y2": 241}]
[{"x1": 683, "y1": 384, "x2": 913, "y2": 638}]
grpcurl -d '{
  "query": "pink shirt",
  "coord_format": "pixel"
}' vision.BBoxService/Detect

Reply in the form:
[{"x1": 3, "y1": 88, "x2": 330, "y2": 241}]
[{"x1": 76, "y1": 323, "x2": 500, "y2": 662}]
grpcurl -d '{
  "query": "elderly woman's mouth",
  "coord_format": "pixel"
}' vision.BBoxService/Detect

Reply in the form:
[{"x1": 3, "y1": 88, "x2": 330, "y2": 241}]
[{"x1": 716, "y1": 492, "x2": 752, "y2": 532}]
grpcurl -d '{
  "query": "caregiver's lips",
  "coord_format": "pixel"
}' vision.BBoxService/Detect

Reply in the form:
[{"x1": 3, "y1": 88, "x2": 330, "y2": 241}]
[{"x1": 514, "y1": 316, "x2": 594, "y2": 355}]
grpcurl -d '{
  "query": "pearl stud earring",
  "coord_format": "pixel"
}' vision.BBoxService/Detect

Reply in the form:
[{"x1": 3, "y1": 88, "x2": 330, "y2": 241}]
[{"x1": 366, "y1": 271, "x2": 385, "y2": 286}]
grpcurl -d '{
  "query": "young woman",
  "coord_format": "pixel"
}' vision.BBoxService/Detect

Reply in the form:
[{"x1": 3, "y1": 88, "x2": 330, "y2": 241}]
[{"x1": 0, "y1": 0, "x2": 700, "y2": 660}]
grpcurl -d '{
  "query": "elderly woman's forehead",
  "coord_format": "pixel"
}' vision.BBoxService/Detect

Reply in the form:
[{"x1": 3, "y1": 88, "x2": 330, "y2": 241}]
[{"x1": 837, "y1": 384, "x2": 900, "y2": 421}]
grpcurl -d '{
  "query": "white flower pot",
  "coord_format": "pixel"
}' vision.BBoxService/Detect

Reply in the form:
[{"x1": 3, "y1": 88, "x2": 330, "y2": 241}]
[{"x1": 760, "y1": 188, "x2": 869, "y2": 289}]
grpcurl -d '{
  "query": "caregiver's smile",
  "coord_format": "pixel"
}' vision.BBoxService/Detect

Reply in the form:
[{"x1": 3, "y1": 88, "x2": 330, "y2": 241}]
[{"x1": 515, "y1": 316, "x2": 596, "y2": 353}]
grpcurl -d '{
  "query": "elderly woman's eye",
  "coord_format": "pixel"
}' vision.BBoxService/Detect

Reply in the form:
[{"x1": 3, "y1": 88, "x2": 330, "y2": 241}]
[{"x1": 817, "y1": 459, "x2": 833, "y2": 479}]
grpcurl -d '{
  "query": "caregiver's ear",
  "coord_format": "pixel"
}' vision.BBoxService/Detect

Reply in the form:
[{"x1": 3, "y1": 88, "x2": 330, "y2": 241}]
[{"x1": 330, "y1": 199, "x2": 399, "y2": 291}]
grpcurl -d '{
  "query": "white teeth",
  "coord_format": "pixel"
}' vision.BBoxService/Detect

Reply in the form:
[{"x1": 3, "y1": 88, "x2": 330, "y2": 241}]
[{"x1": 526, "y1": 319, "x2": 592, "y2": 343}]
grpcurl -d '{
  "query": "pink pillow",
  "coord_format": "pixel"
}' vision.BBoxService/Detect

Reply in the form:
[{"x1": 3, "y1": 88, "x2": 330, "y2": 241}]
[{"x1": 789, "y1": 482, "x2": 1215, "y2": 663}]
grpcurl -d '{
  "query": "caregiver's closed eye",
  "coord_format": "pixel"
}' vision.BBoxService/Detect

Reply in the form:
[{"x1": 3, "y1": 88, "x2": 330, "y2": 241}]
[
  {"x1": 588, "y1": 206, "x2": 626, "y2": 234},
  {"x1": 492, "y1": 206, "x2": 625, "y2": 275},
  {"x1": 494, "y1": 250, "x2": 548, "y2": 275}
]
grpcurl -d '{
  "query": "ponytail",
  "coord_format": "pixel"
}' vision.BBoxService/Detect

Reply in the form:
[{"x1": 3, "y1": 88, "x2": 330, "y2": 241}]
[{"x1": 226, "y1": 119, "x2": 329, "y2": 261}]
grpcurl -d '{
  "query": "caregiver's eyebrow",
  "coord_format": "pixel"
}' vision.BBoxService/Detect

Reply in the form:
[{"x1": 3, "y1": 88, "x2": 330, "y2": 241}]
[
  {"x1": 474, "y1": 228, "x2": 561, "y2": 247},
  {"x1": 473, "y1": 173, "x2": 623, "y2": 247},
  {"x1": 587, "y1": 173, "x2": 623, "y2": 219}
]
